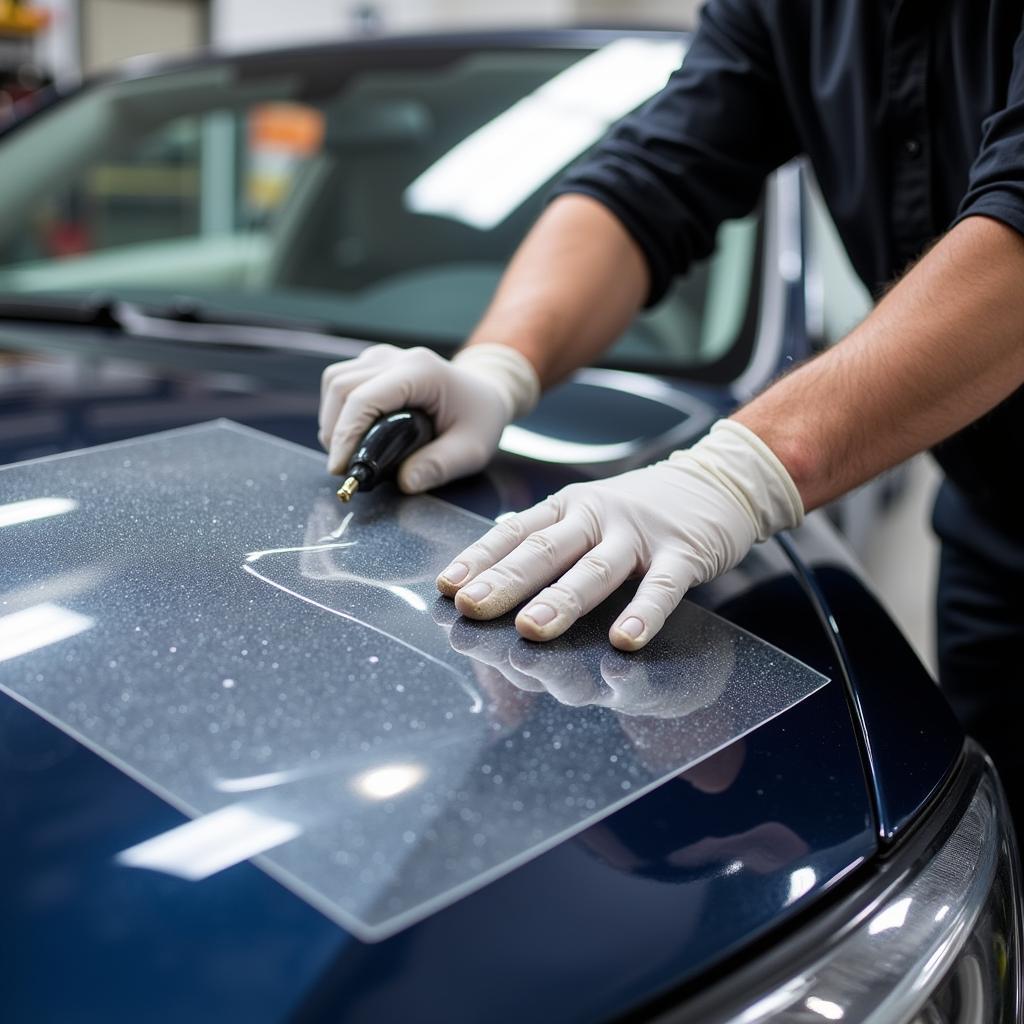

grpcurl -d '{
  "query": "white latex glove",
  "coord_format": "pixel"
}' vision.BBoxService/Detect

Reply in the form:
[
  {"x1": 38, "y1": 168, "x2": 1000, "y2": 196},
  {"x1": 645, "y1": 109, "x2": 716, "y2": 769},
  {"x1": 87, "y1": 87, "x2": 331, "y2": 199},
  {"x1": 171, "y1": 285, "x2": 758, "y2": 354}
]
[
  {"x1": 318, "y1": 342, "x2": 540, "y2": 492},
  {"x1": 436, "y1": 419, "x2": 803, "y2": 651}
]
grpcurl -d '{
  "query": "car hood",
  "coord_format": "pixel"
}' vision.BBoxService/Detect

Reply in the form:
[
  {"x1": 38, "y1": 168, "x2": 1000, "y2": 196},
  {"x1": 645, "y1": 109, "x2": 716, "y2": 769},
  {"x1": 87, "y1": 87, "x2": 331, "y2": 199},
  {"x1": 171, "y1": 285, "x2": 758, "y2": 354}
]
[{"x1": 0, "y1": 351, "x2": 880, "y2": 1023}]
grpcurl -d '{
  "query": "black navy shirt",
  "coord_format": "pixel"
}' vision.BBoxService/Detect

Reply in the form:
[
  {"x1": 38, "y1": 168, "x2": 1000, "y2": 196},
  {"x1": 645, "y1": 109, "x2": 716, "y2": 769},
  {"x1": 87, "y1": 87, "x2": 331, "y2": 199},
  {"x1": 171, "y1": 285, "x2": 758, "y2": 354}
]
[{"x1": 555, "y1": 0, "x2": 1024, "y2": 523}]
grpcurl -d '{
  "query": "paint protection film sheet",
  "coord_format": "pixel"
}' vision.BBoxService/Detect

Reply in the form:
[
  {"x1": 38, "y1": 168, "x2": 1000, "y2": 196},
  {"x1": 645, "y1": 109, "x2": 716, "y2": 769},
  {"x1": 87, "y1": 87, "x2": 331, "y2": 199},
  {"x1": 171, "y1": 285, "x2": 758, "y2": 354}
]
[{"x1": 0, "y1": 421, "x2": 828, "y2": 941}]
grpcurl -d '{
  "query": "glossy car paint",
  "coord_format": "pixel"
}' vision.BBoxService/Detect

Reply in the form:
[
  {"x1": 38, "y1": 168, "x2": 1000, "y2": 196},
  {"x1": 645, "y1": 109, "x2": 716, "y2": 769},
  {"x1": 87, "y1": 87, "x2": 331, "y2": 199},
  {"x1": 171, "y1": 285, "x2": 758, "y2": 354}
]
[
  {"x1": 0, "y1": 30, "x2": 962, "y2": 1022},
  {"x1": 780, "y1": 523, "x2": 964, "y2": 843},
  {"x1": 1, "y1": 357, "x2": 876, "y2": 1022}
]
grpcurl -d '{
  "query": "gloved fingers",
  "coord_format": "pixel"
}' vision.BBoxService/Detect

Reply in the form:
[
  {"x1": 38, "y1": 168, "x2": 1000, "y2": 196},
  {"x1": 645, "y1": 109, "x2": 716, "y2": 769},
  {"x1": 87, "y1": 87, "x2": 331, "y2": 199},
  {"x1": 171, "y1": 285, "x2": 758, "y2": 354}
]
[
  {"x1": 319, "y1": 345, "x2": 400, "y2": 427},
  {"x1": 454, "y1": 516, "x2": 592, "y2": 620},
  {"x1": 609, "y1": 554, "x2": 699, "y2": 652},
  {"x1": 320, "y1": 344, "x2": 398, "y2": 395},
  {"x1": 318, "y1": 363, "x2": 385, "y2": 450},
  {"x1": 397, "y1": 429, "x2": 490, "y2": 494},
  {"x1": 436, "y1": 499, "x2": 561, "y2": 596},
  {"x1": 514, "y1": 538, "x2": 636, "y2": 642},
  {"x1": 327, "y1": 371, "x2": 431, "y2": 475}
]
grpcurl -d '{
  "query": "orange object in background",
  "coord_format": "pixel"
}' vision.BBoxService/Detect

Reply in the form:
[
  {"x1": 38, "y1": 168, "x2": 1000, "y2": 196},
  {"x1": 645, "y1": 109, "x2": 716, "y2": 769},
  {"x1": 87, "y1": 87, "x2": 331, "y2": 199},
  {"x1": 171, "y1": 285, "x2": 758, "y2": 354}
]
[
  {"x1": 0, "y1": 1, "x2": 50, "y2": 35},
  {"x1": 0, "y1": 3, "x2": 52, "y2": 126},
  {"x1": 247, "y1": 103, "x2": 325, "y2": 215}
]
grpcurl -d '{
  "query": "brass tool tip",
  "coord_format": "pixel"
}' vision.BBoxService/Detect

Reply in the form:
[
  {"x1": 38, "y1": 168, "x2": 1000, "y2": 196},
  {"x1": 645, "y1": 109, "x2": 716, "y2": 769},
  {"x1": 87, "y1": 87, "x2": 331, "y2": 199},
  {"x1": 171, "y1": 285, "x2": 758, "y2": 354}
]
[{"x1": 337, "y1": 476, "x2": 360, "y2": 502}]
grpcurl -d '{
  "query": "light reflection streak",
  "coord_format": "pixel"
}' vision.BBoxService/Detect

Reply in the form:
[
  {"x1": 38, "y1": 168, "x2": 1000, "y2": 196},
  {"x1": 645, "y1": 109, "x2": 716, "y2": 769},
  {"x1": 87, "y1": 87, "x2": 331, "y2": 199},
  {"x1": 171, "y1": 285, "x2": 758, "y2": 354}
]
[
  {"x1": 216, "y1": 764, "x2": 333, "y2": 793},
  {"x1": 868, "y1": 895, "x2": 912, "y2": 935},
  {"x1": 318, "y1": 511, "x2": 354, "y2": 542},
  {"x1": 0, "y1": 496, "x2": 77, "y2": 529},
  {"x1": 732, "y1": 977, "x2": 812, "y2": 1023},
  {"x1": 241, "y1": 562, "x2": 484, "y2": 713},
  {"x1": 244, "y1": 541, "x2": 356, "y2": 564},
  {"x1": 353, "y1": 763, "x2": 426, "y2": 801},
  {"x1": 116, "y1": 804, "x2": 301, "y2": 881},
  {"x1": 786, "y1": 866, "x2": 817, "y2": 905},
  {"x1": 498, "y1": 425, "x2": 639, "y2": 465},
  {"x1": 404, "y1": 39, "x2": 687, "y2": 229},
  {"x1": 386, "y1": 584, "x2": 428, "y2": 612},
  {"x1": 918, "y1": 926, "x2": 964, "y2": 995},
  {"x1": 0, "y1": 603, "x2": 93, "y2": 663},
  {"x1": 804, "y1": 996, "x2": 844, "y2": 1020}
]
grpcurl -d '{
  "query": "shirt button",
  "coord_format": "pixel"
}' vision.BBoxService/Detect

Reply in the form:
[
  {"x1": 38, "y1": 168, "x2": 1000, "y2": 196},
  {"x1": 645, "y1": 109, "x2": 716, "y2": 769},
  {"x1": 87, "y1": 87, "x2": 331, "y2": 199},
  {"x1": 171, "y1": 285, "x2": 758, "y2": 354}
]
[{"x1": 903, "y1": 137, "x2": 922, "y2": 158}]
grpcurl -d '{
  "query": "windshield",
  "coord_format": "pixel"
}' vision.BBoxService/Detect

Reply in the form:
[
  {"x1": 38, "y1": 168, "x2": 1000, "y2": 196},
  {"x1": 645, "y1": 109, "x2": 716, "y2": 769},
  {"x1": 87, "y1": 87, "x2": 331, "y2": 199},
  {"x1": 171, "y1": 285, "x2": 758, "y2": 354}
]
[{"x1": 0, "y1": 40, "x2": 757, "y2": 374}]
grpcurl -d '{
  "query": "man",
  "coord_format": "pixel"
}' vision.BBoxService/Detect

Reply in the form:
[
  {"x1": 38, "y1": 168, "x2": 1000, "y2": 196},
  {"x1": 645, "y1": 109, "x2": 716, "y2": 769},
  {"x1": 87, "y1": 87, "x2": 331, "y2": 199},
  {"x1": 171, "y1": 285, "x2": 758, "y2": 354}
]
[{"x1": 319, "y1": 2, "x2": 1024, "y2": 793}]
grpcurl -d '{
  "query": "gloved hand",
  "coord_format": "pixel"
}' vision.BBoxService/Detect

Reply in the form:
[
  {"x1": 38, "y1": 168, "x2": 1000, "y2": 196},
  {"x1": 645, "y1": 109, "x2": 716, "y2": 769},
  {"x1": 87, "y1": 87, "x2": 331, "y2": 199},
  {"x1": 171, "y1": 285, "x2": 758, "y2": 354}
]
[
  {"x1": 436, "y1": 419, "x2": 803, "y2": 651},
  {"x1": 318, "y1": 342, "x2": 540, "y2": 493}
]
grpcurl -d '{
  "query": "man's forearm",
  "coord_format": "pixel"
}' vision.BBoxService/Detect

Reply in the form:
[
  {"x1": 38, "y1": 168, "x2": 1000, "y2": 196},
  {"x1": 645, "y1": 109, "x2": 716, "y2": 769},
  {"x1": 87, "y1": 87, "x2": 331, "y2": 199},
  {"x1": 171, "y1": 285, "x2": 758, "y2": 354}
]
[
  {"x1": 464, "y1": 194, "x2": 650, "y2": 387},
  {"x1": 734, "y1": 215, "x2": 1024, "y2": 511}
]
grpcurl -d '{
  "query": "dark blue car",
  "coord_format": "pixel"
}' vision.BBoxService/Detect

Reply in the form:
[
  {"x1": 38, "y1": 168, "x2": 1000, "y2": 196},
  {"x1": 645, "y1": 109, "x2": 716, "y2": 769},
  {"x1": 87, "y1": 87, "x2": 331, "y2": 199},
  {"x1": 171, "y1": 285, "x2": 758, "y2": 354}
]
[{"x1": 0, "y1": 29, "x2": 1019, "y2": 1023}]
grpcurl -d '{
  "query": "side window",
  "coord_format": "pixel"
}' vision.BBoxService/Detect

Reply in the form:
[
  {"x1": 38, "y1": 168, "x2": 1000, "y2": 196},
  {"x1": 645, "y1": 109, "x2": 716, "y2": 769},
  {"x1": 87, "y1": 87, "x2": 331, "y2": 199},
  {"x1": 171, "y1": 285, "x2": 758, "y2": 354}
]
[
  {"x1": 0, "y1": 102, "x2": 324, "y2": 280},
  {"x1": 803, "y1": 175, "x2": 873, "y2": 346},
  {"x1": 87, "y1": 117, "x2": 202, "y2": 252},
  {"x1": 2, "y1": 115, "x2": 204, "y2": 265},
  {"x1": 611, "y1": 214, "x2": 759, "y2": 369}
]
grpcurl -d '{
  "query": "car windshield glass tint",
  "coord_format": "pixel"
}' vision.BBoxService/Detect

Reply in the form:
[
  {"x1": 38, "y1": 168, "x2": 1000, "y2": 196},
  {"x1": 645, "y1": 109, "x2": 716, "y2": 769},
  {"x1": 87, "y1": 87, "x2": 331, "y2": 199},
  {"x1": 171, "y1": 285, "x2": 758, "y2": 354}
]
[
  {"x1": 0, "y1": 42, "x2": 756, "y2": 374},
  {"x1": 0, "y1": 422, "x2": 827, "y2": 940}
]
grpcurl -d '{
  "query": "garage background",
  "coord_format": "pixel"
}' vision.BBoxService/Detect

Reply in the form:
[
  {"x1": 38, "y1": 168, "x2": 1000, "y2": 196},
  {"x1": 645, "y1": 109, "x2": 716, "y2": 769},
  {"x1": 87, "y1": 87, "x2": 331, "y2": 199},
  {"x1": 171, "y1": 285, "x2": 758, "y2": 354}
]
[{"x1": 37, "y1": 0, "x2": 705, "y2": 83}]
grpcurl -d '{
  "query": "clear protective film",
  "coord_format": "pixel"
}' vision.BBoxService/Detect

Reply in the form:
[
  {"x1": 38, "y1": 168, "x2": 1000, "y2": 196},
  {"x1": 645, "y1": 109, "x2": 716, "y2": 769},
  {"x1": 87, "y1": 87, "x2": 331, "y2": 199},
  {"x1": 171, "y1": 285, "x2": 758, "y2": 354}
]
[{"x1": 0, "y1": 421, "x2": 829, "y2": 941}]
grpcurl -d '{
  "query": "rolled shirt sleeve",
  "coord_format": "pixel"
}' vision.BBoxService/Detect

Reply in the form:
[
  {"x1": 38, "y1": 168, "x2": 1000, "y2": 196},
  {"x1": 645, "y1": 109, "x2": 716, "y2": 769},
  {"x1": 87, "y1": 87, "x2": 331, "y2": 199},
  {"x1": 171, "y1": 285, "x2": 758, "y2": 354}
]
[
  {"x1": 550, "y1": 0, "x2": 799, "y2": 306},
  {"x1": 954, "y1": 23, "x2": 1024, "y2": 238}
]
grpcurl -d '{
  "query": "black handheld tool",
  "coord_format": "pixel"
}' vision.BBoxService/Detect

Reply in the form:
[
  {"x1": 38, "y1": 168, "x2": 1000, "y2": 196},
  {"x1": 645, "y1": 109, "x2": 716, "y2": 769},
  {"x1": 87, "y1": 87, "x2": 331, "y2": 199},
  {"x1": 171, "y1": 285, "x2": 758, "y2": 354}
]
[{"x1": 336, "y1": 408, "x2": 435, "y2": 502}]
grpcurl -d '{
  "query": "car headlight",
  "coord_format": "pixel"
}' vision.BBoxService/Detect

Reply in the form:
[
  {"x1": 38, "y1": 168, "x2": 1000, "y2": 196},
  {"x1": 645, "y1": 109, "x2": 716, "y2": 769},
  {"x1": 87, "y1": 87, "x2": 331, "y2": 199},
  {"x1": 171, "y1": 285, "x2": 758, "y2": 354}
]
[{"x1": 721, "y1": 749, "x2": 1022, "y2": 1023}]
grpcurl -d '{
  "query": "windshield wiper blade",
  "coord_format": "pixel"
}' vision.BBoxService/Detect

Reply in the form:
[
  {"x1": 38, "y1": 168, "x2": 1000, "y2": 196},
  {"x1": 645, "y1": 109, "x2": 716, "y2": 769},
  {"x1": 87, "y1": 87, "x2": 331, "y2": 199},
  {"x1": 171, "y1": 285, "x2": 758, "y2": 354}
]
[
  {"x1": 0, "y1": 295, "x2": 371, "y2": 360},
  {"x1": 0, "y1": 294, "x2": 125, "y2": 327},
  {"x1": 131, "y1": 297, "x2": 339, "y2": 334},
  {"x1": 116, "y1": 300, "x2": 372, "y2": 359}
]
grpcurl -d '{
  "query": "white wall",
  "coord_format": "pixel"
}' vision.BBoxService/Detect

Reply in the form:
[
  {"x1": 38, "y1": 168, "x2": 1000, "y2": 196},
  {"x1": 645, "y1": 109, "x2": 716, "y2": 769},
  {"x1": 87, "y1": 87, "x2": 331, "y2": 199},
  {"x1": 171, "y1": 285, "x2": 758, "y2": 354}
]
[
  {"x1": 211, "y1": 0, "x2": 576, "y2": 50},
  {"x1": 33, "y1": 0, "x2": 703, "y2": 83},
  {"x1": 82, "y1": 0, "x2": 207, "y2": 73},
  {"x1": 575, "y1": 0, "x2": 701, "y2": 26},
  {"x1": 35, "y1": 0, "x2": 81, "y2": 87},
  {"x1": 212, "y1": 0, "x2": 351, "y2": 50},
  {"x1": 211, "y1": 0, "x2": 701, "y2": 50}
]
